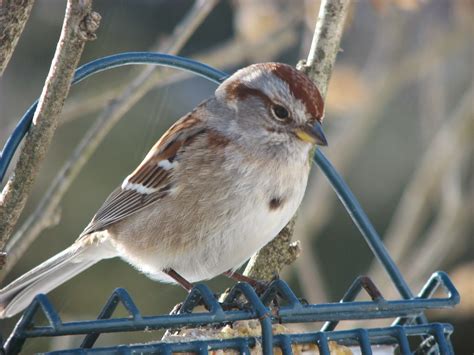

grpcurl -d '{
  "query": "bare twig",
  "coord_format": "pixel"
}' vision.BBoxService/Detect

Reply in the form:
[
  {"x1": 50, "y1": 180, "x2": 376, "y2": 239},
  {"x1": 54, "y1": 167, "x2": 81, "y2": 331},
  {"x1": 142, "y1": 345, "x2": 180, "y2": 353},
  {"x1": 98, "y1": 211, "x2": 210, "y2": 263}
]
[
  {"x1": 298, "y1": 0, "x2": 351, "y2": 97},
  {"x1": 1, "y1": 0, "x2": 220, "y2": 277},
  {"x1": 243, "y1": 0, "x2": 351, "y2": 281},
  {"x1": 369, "y1": 86, "x2": 474, "y2": 288},
  {"x1": 0, "y1": 0, "x2": 35, "y2": 77},
  {"x1": 0, "y1": 0, "x2": 100, "y2": 259},
  {"x1": 418, "y1": 23, "x2": 446, "y2": 144},
  {"x1": 60, "y1": 90, "x2": 120, "y2": 123}
]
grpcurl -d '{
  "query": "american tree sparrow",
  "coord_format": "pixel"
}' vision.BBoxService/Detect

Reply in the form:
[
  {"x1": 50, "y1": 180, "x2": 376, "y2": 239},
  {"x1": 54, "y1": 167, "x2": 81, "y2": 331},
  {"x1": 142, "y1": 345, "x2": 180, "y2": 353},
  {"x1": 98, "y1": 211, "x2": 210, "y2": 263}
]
[{"x1": 0, "y1": 63, "x2": 327, "y2": 318}]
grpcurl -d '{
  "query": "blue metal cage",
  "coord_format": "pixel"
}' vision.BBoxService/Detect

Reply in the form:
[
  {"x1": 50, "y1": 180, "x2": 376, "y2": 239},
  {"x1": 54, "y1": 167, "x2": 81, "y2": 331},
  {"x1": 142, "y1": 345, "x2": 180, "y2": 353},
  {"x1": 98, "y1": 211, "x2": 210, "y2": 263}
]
[
  {"x1": 0, "y1": 53, "x2": 460, "y2": 354},
  {"x1": 3, "y1": 272, "x2": 459, "y2": 354}
]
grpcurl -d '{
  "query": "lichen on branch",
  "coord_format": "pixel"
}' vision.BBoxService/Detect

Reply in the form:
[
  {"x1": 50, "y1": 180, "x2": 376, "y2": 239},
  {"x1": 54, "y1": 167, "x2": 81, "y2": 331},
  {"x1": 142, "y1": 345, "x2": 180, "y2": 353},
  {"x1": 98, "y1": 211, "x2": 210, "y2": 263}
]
[{"x1": 0, "y1": 0, "x2": 35, "y2": 77}]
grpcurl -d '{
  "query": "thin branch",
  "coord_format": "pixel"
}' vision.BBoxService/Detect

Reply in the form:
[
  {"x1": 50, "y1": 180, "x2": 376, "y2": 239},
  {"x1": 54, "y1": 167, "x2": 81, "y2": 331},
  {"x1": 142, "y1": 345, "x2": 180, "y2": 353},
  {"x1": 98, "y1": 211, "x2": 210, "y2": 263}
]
[
  {"x1": 418, "y1": 24, "x2": 446, "y2": 145},
  {"x1": 1, "y1": 0, "x2": 220, "y2": 276},
  {"x1": 0, "y1": 0, "x2": 35, "y2": 77},
  {"x1": 243, "y1": 0, "x2": 351, "y2": 281},
  {"x1": 0, "y1": 0, "x2": 100, "y2": 259},
  {"x1": 298, "y1": 0, "x2": 351, "y2": 98},
  {"x1": 60, "y1": 90, "x2": 120, "y2": 123}
]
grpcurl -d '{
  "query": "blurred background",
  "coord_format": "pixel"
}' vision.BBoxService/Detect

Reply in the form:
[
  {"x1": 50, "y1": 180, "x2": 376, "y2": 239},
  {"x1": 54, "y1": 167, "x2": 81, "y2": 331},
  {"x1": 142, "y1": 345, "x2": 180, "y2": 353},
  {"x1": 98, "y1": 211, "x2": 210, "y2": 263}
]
[{"x1": 0, "y1": 0, "x2": 472, "y2": 352}]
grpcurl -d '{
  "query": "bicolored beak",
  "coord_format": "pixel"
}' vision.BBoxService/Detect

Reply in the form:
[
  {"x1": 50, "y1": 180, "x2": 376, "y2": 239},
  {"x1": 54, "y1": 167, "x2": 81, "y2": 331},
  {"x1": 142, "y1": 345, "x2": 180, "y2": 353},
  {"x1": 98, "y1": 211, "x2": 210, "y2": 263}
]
[{"x1": 295, "y1": 121, "x2": 328, "y2": 146}]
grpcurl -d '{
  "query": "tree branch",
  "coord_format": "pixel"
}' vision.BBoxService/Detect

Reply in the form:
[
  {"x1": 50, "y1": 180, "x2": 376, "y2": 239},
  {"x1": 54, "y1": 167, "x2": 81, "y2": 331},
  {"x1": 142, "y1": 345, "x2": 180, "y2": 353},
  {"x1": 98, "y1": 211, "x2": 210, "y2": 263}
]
[
  {"x1": 0, "y1": 0, "x2": 35, "y2": 77},
  {"x1": 0, "y1": 0, "x2": 100, "y2": 260},
  {"x1": 243, "y1": 0, "x2": 351, "y2": 281},
  {"x1": 298, "y1": 0, "x2": 350, "y2": 98}
]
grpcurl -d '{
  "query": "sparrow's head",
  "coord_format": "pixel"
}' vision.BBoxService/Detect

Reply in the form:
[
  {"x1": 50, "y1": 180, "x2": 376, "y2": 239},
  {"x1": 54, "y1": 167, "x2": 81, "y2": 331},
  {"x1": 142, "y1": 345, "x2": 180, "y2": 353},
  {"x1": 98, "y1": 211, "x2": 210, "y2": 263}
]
[{"x1": 215, "y1": 62, "x2": 327, "y2": 150}]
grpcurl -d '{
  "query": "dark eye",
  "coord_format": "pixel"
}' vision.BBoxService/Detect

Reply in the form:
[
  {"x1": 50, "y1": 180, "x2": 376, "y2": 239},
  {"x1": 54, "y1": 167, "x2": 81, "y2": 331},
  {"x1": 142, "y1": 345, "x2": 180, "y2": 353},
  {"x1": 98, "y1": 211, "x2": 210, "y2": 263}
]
[{"x1": 272, "y1": 104, "x2": 290, "y2": 121}]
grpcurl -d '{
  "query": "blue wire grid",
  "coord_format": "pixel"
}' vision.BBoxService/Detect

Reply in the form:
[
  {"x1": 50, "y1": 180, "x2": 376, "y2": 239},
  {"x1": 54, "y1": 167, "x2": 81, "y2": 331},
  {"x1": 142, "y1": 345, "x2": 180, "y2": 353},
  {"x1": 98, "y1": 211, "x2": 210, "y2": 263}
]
[
  {"x1": 3, "y1": 272, "x2": 459, "y2": 354},
  {"x1": 0, "y1": 53, "x2": 460, "y2": 354}
]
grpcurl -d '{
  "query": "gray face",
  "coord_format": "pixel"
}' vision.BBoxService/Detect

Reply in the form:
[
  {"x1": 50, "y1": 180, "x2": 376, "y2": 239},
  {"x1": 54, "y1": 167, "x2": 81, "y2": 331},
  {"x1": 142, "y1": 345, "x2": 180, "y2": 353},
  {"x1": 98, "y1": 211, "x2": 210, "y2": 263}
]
[{"x1": 213, "y1": 62, "x2": 326, "y2": 154}]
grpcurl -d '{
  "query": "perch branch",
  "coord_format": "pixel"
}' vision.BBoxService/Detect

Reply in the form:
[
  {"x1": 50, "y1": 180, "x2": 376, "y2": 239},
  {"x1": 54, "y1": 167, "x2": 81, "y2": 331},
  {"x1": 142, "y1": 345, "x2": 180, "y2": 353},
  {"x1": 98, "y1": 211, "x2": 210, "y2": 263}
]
[
  {"x1": 0, "y1": 0, "x2": 100, "y2": 262},
  {"x1": 0, "y1": 0, "x2": 35, "y2": 77},
  {"x1": 1, "y1": 0, "x2": 220, "y2": 276},
  {"x1": 243, "y1": 0, "x2": 351, "y2": 281}
]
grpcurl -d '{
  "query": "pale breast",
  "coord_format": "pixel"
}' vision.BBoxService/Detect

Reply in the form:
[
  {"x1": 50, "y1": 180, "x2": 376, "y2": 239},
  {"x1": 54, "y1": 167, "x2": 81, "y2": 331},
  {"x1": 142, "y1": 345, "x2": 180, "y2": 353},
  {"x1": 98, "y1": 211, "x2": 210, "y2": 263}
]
[{"x1": 110, "y1": 134, "x2": 310, "y2": 282}]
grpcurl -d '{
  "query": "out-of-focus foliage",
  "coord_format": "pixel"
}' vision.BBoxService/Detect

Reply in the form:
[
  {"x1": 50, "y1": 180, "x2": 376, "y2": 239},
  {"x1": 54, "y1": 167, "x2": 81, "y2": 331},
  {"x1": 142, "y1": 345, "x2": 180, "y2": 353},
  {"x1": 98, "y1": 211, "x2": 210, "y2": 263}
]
[
  {"x1": 0, "y1": 0, "x2": 472, "y2": 352},
  {"x1": 325, "y1": 66, "x2": 369, "y2": 114}
]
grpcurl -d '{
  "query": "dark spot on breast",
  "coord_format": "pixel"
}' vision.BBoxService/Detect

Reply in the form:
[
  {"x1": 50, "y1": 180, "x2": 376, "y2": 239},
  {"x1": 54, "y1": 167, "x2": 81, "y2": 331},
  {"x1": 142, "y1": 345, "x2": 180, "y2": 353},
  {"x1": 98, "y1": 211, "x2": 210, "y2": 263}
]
[{"x1": 269, "y1": 197, "x2": 284, "y2": 210}]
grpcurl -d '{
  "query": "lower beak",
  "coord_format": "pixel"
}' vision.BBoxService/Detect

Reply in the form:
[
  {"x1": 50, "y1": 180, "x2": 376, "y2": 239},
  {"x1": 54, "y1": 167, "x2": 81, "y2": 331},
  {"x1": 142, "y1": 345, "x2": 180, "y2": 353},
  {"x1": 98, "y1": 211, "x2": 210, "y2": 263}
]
[{"x1": 295, "y1": 121, "x2": 328, "y2": 146}]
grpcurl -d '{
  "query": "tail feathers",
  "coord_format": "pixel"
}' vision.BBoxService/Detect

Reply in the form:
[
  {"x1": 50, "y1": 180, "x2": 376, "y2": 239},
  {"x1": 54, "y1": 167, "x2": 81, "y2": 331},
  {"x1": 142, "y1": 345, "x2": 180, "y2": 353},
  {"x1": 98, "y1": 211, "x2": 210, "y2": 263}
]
[{"x1": 0, "y1": 235, "x2": 117, "y2": 318}]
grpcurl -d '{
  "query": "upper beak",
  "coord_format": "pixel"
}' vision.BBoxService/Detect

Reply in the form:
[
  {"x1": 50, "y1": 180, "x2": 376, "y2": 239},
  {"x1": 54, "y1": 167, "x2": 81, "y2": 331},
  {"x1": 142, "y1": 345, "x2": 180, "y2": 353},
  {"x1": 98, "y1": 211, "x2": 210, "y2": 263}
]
[{"x1": 295, "y1": 121, "x2": 328, "y2": 146}]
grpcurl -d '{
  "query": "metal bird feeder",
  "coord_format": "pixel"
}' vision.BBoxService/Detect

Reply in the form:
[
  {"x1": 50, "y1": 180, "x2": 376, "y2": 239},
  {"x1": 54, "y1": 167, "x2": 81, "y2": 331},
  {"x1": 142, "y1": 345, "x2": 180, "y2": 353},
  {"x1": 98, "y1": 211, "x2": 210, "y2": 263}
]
[{"x1": 0, "y1": 53, "x2": 460, "y2": 354}]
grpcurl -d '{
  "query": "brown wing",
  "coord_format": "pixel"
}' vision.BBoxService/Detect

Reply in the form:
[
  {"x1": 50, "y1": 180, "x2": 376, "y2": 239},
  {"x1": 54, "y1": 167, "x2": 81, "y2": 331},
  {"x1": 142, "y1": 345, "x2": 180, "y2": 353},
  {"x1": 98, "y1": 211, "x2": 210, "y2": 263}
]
[{"x1": 79, "y1": 111, "x2": 206, "y2": 237}]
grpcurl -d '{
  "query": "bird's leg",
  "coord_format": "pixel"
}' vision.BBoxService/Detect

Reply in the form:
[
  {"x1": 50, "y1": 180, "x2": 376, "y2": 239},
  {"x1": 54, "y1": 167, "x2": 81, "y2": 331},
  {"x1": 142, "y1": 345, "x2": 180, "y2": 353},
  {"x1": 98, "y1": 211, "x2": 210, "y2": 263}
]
[
  {"x1": 224, "y1": 271, "x2": 282, "y2": 320},
  {"x1": 163, "y1": 268, "x2": 193, "y2": 336},
  {"x1": 224, "y1": 270, "x2": 259, "y2": 287},
  {"x1": 163, "y1": 268, "x2": 194, "y2": 292},
  {"x1": 223, "y1": 270, "x2": 269, "y2": 294}
]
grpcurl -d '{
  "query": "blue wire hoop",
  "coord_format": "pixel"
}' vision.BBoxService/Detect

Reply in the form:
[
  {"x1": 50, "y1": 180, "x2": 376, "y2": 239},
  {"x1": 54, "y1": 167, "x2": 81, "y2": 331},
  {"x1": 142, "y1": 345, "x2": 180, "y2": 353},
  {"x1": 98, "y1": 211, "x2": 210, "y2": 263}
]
[{"x1": 0, "y1": 52, "x2": 458, "y2": 353}]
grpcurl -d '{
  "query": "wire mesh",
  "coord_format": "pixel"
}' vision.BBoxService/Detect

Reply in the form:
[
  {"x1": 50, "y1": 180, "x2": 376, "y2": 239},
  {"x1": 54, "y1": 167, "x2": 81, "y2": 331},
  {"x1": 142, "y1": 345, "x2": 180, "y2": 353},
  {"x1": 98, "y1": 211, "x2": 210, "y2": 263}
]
[{"x1": 2, "y1": 272, "x2": 458, "y2": 354}]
